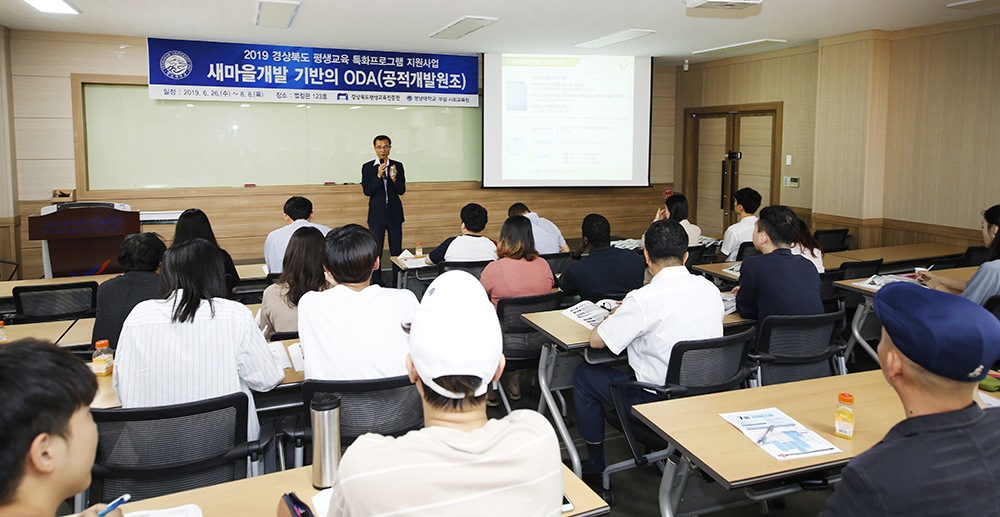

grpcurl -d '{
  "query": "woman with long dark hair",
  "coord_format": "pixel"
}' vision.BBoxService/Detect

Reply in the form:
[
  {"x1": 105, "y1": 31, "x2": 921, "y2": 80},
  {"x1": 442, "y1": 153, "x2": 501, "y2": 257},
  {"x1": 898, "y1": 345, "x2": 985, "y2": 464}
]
[
  {"x1": 790, "y1": 219, "x2": 825, "y2": 273},
  {"x1": 922, "y1": 205, "x2": 1000, "y2": 305},
  {"x1": 653, "y1": 194, "x2": 701, "y2": 246},
  {"x1": 260, "y1": 226, "x2": 329, "y2": 340},
  {"x1": 113, "y1": 238, "x2": 283, "y2": 440},
  {"x1": 172, "y1": 208, "x2": 240, "y2": 292}
]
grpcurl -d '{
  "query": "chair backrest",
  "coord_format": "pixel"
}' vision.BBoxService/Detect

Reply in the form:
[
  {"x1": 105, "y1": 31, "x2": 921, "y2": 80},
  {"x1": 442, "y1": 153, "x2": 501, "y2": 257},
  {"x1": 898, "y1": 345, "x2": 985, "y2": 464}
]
[
  {"x1": 302, "y1": 376, "x2": 423, "y2": 446},
  {"x1": 959, "y1": 246, "x2": 991, "y2": 268},
  {"x1": 13, "y1": 281, "x2": 98, "y2": 323},
  {"x1": 813, "y1": 229, "x2": 850, "y2": 253},
  {"x1": 984, "y1": 296, "x2": 1000, "y2": 322},
  {"x1": 663, "y1": 328, "x2": 756, "y2": 397},
  {"x1": 90, "y1": 393, "x2": 249, "y2": 504},
  {"x1": 496, "y1": 291, "x2": 564, "y2": 336},
  {"x1": 266, "y1": 272, "x2": 282, "y2": 285},
  {"x1": 685, "y1": 245, "x2": 705, "y2": 271},
  {"x1": 839, "y1": 258, "x2": 883, "y2": 280},
  {"x1": 818, "y1": 269, "x2": 846, "y2": 302},
  {"x1": 735, "y1": 241, "x2": 761, "y2": 261},
  {"x1": 437, "y1": 260, "x2": 493, "y2": 280},
  {"x1": 540, "y1": 252, "x2": 573, "y2": 278},
  {"x1": 755, "y1": 310, "x2": 846, "y2": 386},
  {"x1": 0, "y1": 259, "x2": 18, "y2": 281},
  {"x1": 269, "y1": 331, "x2": 299, "y2": 341},
  {"x1": 698, "y1": 243, "x2": 719, "y2": 264}
]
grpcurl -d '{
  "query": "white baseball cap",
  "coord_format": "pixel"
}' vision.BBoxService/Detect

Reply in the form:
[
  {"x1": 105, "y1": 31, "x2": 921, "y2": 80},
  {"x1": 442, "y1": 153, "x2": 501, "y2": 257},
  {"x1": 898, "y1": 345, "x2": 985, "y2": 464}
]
[{"x1": 408, "y1": 270, "x2": 503, "y2": 399}]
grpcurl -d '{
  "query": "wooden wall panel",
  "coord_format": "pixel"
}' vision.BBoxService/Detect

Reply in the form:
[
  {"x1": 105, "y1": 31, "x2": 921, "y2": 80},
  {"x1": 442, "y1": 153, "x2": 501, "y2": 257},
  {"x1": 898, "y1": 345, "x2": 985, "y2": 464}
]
[
  {"x1": 11, "y1": 76, "x2": 71, "y2": 118},
  {"x1": 650, "y1": 65, "x2": 677, "y2": 184},
  {"x1": 0, "y1": 216, "x2": 21, "y2": 280}
]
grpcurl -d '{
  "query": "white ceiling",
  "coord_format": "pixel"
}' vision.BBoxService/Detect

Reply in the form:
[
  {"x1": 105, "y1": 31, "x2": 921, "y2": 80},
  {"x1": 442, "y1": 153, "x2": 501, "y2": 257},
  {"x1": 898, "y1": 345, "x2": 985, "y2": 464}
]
[{"x1": 0, "y1": 0, "x2": 997, "y2": 65}]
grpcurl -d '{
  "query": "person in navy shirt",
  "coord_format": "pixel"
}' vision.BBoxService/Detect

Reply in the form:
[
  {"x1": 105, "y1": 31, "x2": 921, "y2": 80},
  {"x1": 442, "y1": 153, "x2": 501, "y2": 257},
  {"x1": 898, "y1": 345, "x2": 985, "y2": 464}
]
[{"x1": 560, "y1": 213, "x2": 645, "y2": 300}]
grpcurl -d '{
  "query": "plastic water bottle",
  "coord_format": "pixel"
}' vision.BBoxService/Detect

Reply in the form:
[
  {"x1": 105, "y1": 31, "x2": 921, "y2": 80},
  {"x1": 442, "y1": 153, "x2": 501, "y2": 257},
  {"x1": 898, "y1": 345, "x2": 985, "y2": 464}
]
[
  {"x1": 834, "y1": 392, "x2": 854, "y2": 439},
  {"x1": 415, "y1": 243, "x2": 423, "y2": 258},
  {"x1": 92, "y1": 339, "x2": 114, "y2": 376},
  {"x1": 0, "y1": 321, "x2": 7, "y2": 343}
]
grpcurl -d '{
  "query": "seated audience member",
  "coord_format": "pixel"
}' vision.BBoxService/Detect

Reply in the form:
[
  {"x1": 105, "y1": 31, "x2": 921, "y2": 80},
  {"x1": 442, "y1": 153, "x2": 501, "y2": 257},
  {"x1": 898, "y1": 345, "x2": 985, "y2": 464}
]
[
  {"x1": 298, "y1": 224, "x2": 418, "y2": 381},
  {"x1": 654, "y1": 194, "x2": 701, "y2": 246},
  {"x1": 260, "y1": 226, "x2": 329, "y2": 340},
  {"x1": 114, "y1": 238, "x2": 283, "y2": 440},
  {"x1": 480, "y1": 216, "x2": 555, "y2": 402},
  {"x1": 508, "y1": 202, "x2": 571, "y2": 254},
  {"x1": 922, "y1": 204, "x2": 1000, "y2": 305},
  {"x1": 0, "y1": 339, "x2": 123, "y2": 517},
  {"x1": 172, "y1": 208, "x2": 241, "y2": 292},
  {"x1": 790, "y1": 219, "x2": 825, "y2": 273},
  {"x1": 424, "y1": 203, "x2": 498, "y2": 265},
  {"x1": 720, "y1": 187, "x2": 762, "y2": 261},
  {"x1": 325, "y1": 271, "x2": 562, "y2": 516},
  {"x1": 92, "y1": 232, "x2": 166, "y2": 348},
  {"x1": 561, "y1": 214, "x2": 646, "y2": 300},
  {"x1": 820, "y1": 282, "x2": 1000, "y2": 516},
  {"x1": 264, "y1": 196, "x2": 333, "y2": 274},
  {"x1": 573, "y1": 220, "x2": 724, "y2": 480},
  {"x1": 735, "y1": 205, "x2": 823, "y2": 323}
]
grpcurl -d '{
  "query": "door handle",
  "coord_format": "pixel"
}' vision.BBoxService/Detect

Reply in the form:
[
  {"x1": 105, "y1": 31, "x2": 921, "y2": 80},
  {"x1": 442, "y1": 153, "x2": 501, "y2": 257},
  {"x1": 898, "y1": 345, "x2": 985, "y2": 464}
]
[{"x1": 720, "y1": 159, "x2": 727, "y2": 210}]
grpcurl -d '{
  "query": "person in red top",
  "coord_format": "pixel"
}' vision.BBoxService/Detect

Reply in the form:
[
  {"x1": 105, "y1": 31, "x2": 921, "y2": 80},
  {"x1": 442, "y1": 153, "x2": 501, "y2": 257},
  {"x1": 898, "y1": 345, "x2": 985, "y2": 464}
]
[{"x1": 479, "y1": 215, "x2": 555, "y2": 402}]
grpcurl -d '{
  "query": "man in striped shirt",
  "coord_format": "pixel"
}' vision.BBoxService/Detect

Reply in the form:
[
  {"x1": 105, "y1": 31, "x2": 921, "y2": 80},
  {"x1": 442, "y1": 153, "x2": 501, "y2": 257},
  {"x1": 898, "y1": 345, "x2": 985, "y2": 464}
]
[{"x1": 325, "y1": 271, "x2": 563, "y2": 517}]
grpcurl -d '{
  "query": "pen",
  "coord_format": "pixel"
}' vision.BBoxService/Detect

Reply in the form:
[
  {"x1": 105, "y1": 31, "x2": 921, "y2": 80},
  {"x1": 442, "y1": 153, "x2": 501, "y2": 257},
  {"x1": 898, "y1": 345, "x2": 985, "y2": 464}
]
[
  {"x1": 97, "y1": 493, "x2": 130, "y2": 516},
  {"x1": 757, "y1": 425, "x2": 775, "y2": 445}
]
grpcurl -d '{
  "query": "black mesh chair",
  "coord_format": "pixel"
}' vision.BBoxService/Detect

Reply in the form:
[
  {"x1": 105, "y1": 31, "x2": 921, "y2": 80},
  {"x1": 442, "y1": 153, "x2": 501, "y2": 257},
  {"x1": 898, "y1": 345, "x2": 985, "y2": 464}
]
[
  {"x1": 540, "y1": 252, "x2": 573, "y2": 279},
  {"x1": 929, "y1": 256, "x2": 961, "y2": 270},
  {"x1": 958, "y1": 246, "x2": 991, "y2": 268},
  {"x1": 283, "y1": 376, "x2": 424, "y2": 468},
  {"x1": 699, "y1": 243, "x2": 719, "y2": 264},
  {"x1": 839, "y1": 259, "x2": 883, "y2": 312},
  {"x1": 0, "y1": 259, "x2": 18, "y2": 281},
  {"x1": 12, "y1": 281, "x2": 98, "y2": 324},
  {"x1": 599, "y1": 328, "x2": 757, "y2": 500},
  {"x1": 437, "y1": 260, "x2": 493, "y2": 280},
  {"x1": 814, "y1": 229, "x2": 851, "y2": 253},
  {"x1": 89, "y1": 393, "x2": 272, "y2": 504},
  {"x1": 495, "y1": 291, "x2": 563, "y2": 413},
  {"x1": 685, "y1": 245, "x2": 706, "y2": 272},
  {"x1": 269, "y1": 331, "x2": 299, "y2": 341},
  {"x1": 751, "y1": 310, "x2": 848, "y2": 387},
  {"x1": 266, "y1": 272, "x2": 282, "y2": 285},
  {"x1": 818, "y1": 269, "x2": 846, "y2": 314},
  {"x1": 735, "y1": 241, "x2": 761, "y2": 261}
]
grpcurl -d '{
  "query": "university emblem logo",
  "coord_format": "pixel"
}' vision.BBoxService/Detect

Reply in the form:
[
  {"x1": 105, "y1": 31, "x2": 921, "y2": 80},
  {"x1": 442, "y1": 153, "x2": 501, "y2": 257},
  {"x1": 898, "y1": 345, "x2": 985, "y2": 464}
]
[{"x1": 160, "y1": 50, "x2": 193, "y2": 80}]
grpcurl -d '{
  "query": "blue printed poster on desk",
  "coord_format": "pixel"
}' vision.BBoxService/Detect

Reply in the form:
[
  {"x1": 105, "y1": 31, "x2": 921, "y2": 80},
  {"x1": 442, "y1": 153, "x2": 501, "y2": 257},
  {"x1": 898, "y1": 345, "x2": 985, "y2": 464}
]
[{"x1": 147, "y1": 38, "x2": 479, "y2": 107}]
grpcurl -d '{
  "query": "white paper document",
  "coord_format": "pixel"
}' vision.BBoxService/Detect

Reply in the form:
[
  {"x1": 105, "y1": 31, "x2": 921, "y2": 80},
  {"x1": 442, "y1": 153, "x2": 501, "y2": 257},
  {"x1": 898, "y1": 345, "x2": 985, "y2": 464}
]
[
  {"x1": 851, "y1": 274, "x2": 922, "y2": 291},
  {"x1": 286, "y1": 342, "x2": 305, "y2": 372},
  {"x1": 126, "y1": 504, "x2": 203, "y2": 517},
  {"x1": 979, "y1": 391, "x2": 1000, "y2": 408},
  {"x1": 719, "y1": 407, "x2": 842, "y2": 461},
  {"x1": 722, "y1": 263, "x2": 741, "y2": 277},
  {"x1": 313, "y1": 489, "x2": 334, "y2": 517},
  {"x1": 562, "y1": 300, "x2": 610, "y2": 330},
  {"x1": 267, "y1": 341, "x2": 293, "y2": 370},
  {"x1": 403, "y1": 258, "x2": 430, "y2": 269},
  {"x1": 721, "y1": 293, "x2": 737, "y2": 315},
  {"x1": 398, "y1": 249, "x2": 415, "y2": 259}
]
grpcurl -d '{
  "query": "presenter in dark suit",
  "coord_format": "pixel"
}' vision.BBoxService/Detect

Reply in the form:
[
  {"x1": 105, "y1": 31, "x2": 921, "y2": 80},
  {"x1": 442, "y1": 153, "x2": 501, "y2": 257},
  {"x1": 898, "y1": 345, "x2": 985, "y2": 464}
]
[{"x1": 362, "y1": 134, "x2": 405, "y2": 286}]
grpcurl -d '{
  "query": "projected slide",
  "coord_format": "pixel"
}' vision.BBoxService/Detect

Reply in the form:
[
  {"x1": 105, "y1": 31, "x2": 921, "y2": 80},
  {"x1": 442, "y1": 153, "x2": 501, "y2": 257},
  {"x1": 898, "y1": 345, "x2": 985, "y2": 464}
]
[{"x1": 484, "y1": 54, "x2": 651, "y2": 187}]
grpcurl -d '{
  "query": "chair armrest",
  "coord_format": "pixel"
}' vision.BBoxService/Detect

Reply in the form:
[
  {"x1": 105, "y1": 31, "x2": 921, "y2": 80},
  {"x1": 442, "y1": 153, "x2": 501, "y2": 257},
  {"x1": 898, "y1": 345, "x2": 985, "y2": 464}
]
[
  {"x1": 609, "y1": 379, "x2": 689, "y2": 399},
  {"x1": 226, "y1": 422, "x2": 276, "y2": 464},
  {"x1": 281, "y1": 415, "x2": 312, "y2": 446},
  {"x1": 749, "y1": 352, "x2": 777, "y2": 364}
]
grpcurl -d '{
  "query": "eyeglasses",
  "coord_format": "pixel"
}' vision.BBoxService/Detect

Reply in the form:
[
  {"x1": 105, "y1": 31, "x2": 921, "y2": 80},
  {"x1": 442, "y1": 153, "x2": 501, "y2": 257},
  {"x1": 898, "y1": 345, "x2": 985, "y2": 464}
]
[{"x1": 375, "y1": 145, "x2": 391, "y2": 150}]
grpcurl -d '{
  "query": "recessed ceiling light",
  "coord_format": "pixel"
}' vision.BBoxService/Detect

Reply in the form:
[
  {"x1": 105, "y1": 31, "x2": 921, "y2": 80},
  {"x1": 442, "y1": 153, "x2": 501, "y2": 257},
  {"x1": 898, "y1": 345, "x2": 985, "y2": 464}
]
[
  {"x1": 692, "y1": 38, "x2": 787, "y2": 56},
  {"x1": 575, "y1": 29, "x2": 655, "y2": 49},
  {"x1": 256, "y1": 0, "x2": 299, "y2": 28},
  {"x1": 240, "y1": 104, "x2": 251, "y2": 107},
  {"x1": 186, "y1": 103, "x2": 194, "y2": 107},
  {"x1": 23, "y1": 0, "x2": 78, "y2": 14},
  {"x1": 349, "y1": 106, "x2": 362, "y2": 110},
  {"x1": 945, "y1": 0, "x2": 1000, "y2": 8},
  {"x1": 430, "y1": 16, "x2": 498, "y2": 40},
  {"x1": 296, "y1": 104, "x2": 306, "y2": 107},
  {"x1": 394, "y1": 107, "x2": 408, "y2": 110}
]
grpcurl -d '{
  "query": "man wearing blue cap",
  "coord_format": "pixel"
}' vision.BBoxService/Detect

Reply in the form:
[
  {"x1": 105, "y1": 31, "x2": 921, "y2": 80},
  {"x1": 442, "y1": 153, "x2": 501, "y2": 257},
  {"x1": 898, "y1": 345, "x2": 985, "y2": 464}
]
[{"x1": 821, "y1": 282, "x2": 1000, "y2": 516}]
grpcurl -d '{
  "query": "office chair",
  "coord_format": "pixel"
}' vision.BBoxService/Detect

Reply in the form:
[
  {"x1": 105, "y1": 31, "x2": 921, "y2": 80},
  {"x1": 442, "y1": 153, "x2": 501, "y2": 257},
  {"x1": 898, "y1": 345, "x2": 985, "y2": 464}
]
[
  {"x1": 750, "y1": 310, "x2": 848, "y2": 387},
  {"x1": 282, "y1": 376, "x2": 423, "y2": 468},
  {"x1": 494, "y1": 291, "x2": 563, "y2": 414},
  {"x1": 540, "y1": 252, "x2": 573, "y2": 280},
  {"x1": 685, "y1": 245, "x2": 706, "y2": 273},
  {"x1": 735, "y1": 241, "x2": 761, "y2": 261},
  {"x1": 818, "y1": 269, "x2": 846, "y2": 314},
  {"x1": 437, "y1": 260, "x2": 494, "y2": 280},
  {"x1": 0, "y1": 259, "x2": 18, "y2": 281},
  {"x1": 12, "y1": 281, "x2": 98, "y2": 324},
  {"x1": 89, "y1": 393, "x2": 273, "y2": 505},
  {"x1": 266, "y1": 272, "x2": 282, "y2": 285},
  {"x1": 600, "y1": 328, "x2": 757, "y2": 503},
  {"x1": 958, "y1": 246, "x2": 990, "y2": 268},
  {"x1": 929, "y1": 256, "x2": 961, "y2": 270},
  {"x1": 269, "y1": 331, "x2": 299, "y2": 341},
  {"x1": 813, "y1": 229, "x2": 851, "y2": 253}
]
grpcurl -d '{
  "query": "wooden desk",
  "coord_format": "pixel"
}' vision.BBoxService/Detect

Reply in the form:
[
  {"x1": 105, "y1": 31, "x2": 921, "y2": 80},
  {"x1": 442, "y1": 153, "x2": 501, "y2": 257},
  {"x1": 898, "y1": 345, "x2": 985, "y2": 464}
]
[
  {"x1": 119, "y1": 465, "x2": 608, "y2": 517},
  {"x1": 694, "y1": 254, "x2": 867, "y2": 281},
  {"x1": 827, "y1": 243, "x2": 966, "y2": 273},
  {"x1": 633, "y1": 371, "x2": 903, "y2": 516},
  {"x1": 236, "y1": 263, "x2": 269, "y2": 281},
  {"x1": 0, "y1": 273, "x2": 117, "y2": 298}
]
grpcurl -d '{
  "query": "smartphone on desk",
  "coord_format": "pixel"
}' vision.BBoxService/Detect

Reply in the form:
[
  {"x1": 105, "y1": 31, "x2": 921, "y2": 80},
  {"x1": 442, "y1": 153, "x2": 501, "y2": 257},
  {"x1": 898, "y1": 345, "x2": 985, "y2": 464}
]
[{"x1": 562, "y1": 494, "x2": 574, "y2": 512}]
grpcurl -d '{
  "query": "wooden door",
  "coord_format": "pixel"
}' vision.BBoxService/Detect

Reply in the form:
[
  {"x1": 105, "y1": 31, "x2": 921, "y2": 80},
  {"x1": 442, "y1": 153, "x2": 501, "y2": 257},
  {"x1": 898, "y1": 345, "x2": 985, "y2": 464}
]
[{"x1": 695, "y1": 116, "x2": 728, "y2": 237}]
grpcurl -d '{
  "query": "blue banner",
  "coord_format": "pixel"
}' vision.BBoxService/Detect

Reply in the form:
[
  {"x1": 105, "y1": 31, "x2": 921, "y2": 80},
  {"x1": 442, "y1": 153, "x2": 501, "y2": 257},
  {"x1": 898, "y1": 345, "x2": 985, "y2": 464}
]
[{"x1": 147, "y1": 38, "x2": 479, "y2": 107}]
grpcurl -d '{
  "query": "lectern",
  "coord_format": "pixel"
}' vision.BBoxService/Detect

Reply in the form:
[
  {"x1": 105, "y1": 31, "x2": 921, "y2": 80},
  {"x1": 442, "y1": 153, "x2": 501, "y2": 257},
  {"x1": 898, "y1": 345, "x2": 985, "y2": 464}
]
[{"x1": 28, "y1": 204, "x2": 140, "y2": 278}]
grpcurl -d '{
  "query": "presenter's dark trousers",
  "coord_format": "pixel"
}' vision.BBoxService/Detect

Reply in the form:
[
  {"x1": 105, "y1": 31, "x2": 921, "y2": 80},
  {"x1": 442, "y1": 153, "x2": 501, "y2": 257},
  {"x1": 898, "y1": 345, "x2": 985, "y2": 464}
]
[
  {"x1": 573, "y1": 362, "x2": 659, "y2": 445},
  {"x1": 369, "y1": 221, "x2": 402, "y2": 287}
]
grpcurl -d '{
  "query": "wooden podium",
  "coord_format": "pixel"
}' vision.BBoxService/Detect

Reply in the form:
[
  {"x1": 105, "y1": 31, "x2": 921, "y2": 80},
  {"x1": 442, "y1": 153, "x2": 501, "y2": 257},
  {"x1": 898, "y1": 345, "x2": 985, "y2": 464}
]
[{"x1": 28, "y1": 205, "x2": 141, "y2": 278}]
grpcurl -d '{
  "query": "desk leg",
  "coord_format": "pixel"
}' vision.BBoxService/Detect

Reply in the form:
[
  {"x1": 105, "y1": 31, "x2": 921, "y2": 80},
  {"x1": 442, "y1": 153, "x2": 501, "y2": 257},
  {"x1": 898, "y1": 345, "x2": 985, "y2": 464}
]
[
  {"x1": 658, "y1": 455, "x2": 693, "y2": 517},
  {"x1": 538, "y1": 344, "x2": 581, "y2": 478},
  {"x1": 845, "y1": 300, "x2": 879, "y2": 364},
  {"x1": 396, "y1": 269, "x2": 407, "y2": 290}
]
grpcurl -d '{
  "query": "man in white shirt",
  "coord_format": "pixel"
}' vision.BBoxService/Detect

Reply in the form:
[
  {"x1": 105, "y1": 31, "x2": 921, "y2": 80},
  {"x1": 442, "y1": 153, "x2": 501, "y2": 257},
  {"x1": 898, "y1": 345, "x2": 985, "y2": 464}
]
[
  {"x1": 720, "y1": 187, "x2": 762, "y2": 261},
  {"x1": 264, "y1": 196, "x2": 332, "y2": 274},
  {"x1": 324, "y1": 271, "x2": 563, "y2": 516},
  {"x1": 424, "y1": 203, "x2": 498, "y2": 265},
  {"x1": 508, "y1": 202, "x2": 571, "y2": 255},
  {"x1": 573, "y1": 219, "x2": 724, "y2": 481},
  {"x1": 298, "y1": 224, "x2": 418, "y2": 381}
]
